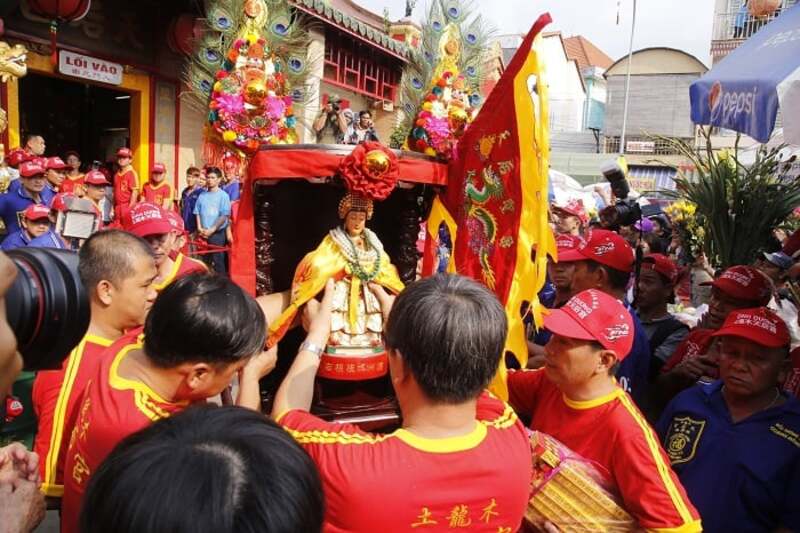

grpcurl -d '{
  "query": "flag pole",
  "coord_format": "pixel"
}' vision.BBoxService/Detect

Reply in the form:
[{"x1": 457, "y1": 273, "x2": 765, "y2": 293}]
[{"x1": 619, "y1": 0, "x2": 637, "y2": 155}]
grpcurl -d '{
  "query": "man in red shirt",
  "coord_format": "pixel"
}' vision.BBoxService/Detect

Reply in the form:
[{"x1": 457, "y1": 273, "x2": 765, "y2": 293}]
[
  {"x1": 113, "y1": 147, "x2": 139, "y2": 224},
  {"x1": 654, "y1": 265, "x2": 772, "y2": 412},
  {"x1": 163, "y1": 208, "x2": 208, "y2": 277},
  {"x1": 507, "y1": 289, "x2": 702, "y2": 532},
  {"x1": 141, "y1": 162, "x2": 174, "y2": 211},
  {"x1": 32, "y1": 230, "x2": 157, "y2": 498},
  {"x1": 273, "y1": 274, "x2": 533, "y2": 532},
  {"x1": 61, "y1": 273, "x2": 275, "y2": 533}
]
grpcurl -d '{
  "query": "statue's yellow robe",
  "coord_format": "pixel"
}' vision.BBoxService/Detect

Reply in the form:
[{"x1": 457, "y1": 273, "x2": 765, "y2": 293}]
[{"x1": 267, "y1": 235, "x2": 405, "y2": 346}]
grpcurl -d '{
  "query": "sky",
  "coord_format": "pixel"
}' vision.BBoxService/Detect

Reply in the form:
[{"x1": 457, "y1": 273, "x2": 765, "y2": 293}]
[{"x1": 356, "y1": 0, "x2": 717, "y2": 66}]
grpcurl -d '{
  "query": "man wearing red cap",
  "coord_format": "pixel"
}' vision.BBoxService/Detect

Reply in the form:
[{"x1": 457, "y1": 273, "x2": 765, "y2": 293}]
[
  {"x1": 113, "y1": 147, "x2": 139, "y2": 222},
  {"x1": 43, "y1": 156, "x2": 69, "y2": 194},
  {"x1": 0, "y1": 159, "x2": 55, "y2": 237},
  {"x1": 142, "y1": 162, "x2": 174, "y2": 211},
  {"x1": 557, "y1": 228, "x2": 652, "y2": 405},
  {"x1": 0, "y1": 204, "x2": 52, "y2": 250},
  {"x1": 657, "y1": 307, "x2": 800, "y2": 532},
  {"x1": 508, "y1": 289, "x2": 701, "y2": 532},
  {"x1": 82, "y1": 169, "x2": 110, "y2": 224},
  {"x1": 163, "y1": 208, "x2": 208, "y2": 280},
  {"x1": 28, "y1": 193, "x2": 72, "y2": 250},
  {"x1": 552, "y1": 199, "x2": 588, "y2": 237},
  {"x1": 655, "y1": 265, "x2": 773, "y2": 411},
  {"x1": 637, "y1": 254, "x2": 689, "y2": 378}
]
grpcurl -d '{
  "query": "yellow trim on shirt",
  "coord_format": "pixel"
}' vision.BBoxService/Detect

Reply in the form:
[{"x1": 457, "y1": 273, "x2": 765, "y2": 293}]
[
  {"x1": 480, "y1": 402, "x2": 520, "y2": 430},
  {"x1": 108, "y1": 340, "x2": 187, "y2": 417},
  {"x1": 618, "y1": 393, "x2": 698, "y2": 529},
  {"x1": 152, "y1": 255, "x2": 183, "y2": 292},
  {"x1": 283, "y1": 425, "x2": 393, "y2": 446},
  {"x1": 42, "y1": 334, "x2": 114, "y2": 498},
  {"x1": 394, "y1": 423, "x2": 488, "y2": 454},
  {"x1": 562, "y1": 385, "x2": 624, "y2": 410}
]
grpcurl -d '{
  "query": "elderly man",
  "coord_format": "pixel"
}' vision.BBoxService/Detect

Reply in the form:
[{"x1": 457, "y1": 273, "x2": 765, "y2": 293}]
[{"x1": 657, "y1": 307, "x2": 800, "y2": 532}]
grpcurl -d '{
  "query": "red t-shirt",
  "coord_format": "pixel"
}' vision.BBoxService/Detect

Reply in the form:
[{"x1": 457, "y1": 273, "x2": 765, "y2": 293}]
[
  {"x1": 142, "y1": 181, "x2": 173, "y2": 209},
  {"x1": 113, "y1": 167, "x2": 138, "y2": 207},
  {"x1": 32, "y1": 334, "x2": 116, "y2": 498},
  {"x1": 279, "y1": 393, "x2": 532, "y2": 533},
  {"x1": 152, "y1": 253, "x2": 208, "y2": 292},
  {"x1": 508, "y1": 369, "x2": 702, "y2": 532},
  {"x1": 661, "y1": 329, "x2": 716, "y2": 373},
  {"x1": 60, "y1": 174, "x2": 85, "y2": 195},
  {"x1": 60, "y1": 336, "x2": 187, "y2": 533}
]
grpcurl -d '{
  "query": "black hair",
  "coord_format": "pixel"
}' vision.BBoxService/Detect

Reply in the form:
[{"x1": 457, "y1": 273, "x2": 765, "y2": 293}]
[
  {"x1": 23, "y1": 133, "x2": 43, "y2": 146},
  {"x1": 643, "y1": 233, "x2": 667, "y2": 254},
  {"x1": 205, "y1": 166, "x2": 223, "y2": 179},
  {"x1": 143, "y1": 273, "x2": 266, "y2": 368},
  {"x1": 359, "y1": 110, "x2": 372, "y2": 118},
  {"x1": 80, "y1": 405, "x2": 324, "y2": 533},
  {"x1": 586, "y1": 261, "x2": 631, "y2": 291},
  {"x1": 384, "y1": 273, "x2": 507, "y2": 403},
  {"x1": 78, "y1": 230, "x2": 155, "y2": 290}
]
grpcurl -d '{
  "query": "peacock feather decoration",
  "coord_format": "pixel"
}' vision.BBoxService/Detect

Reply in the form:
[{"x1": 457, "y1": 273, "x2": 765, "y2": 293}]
[
  {"x1": 183, "y1": 0, "x2": 313, "y2": 161},
  {"x1": 399, "y1": 0, "x2": 491, "y2": 161}
]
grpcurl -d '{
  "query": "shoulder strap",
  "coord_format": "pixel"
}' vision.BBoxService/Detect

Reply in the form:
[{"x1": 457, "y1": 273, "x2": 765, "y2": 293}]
[{"x1": 649, "y1": 317, "x2": 688, "y2": 356}]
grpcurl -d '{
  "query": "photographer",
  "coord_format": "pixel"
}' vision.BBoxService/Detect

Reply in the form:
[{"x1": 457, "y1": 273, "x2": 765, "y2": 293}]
[
  {"x1": 0, "y1": 251, "x2": 46, "y2": 533},
  {"x1": 342, "y1": 110, "x2": 380, "y2": 145},
  {"x1": 32, "y1": 230, "x2": 158, "y2": 499},
  {"x1": 313, "y1": 94, "x2": 349, "y2": 144}
]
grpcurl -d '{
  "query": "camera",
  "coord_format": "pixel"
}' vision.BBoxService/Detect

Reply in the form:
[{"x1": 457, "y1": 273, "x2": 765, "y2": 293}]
[
  {"x1": 599, "y1": 160, "x2": 642, "y2": 229},
  {"x1": 5, "y1": 248, "x2": 90, "y2": 371}
]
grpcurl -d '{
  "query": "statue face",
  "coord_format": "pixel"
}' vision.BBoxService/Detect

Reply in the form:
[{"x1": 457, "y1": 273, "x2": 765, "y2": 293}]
[{"x1": 344, "y1": 210, "x2": 367, "y2": 237}]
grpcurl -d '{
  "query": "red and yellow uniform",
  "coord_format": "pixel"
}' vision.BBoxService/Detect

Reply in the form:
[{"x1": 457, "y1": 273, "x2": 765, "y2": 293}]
[
  {"x1": 153, "y1": 252, "x2": 208, "y2": 292},
  {"x1": 60, "y1": 174, "x2": 85, "y2": 196},
  {"x1": 32, "y1": 334, "x2": 115, "y2": 497},
  {"x1": 113, "y1": 167, "x2": 138, "y2": 220},
  {"x1": 142, "y1": 181, "x2": 174, "y2": 210},
  {"x1": 661, "y1": 329, "x2": 715, "y2": 373},
  {"x1": 508, "y1": 369, "x2": 702, "y2": 532},
  {"x1": 60, "y1": 337, "x2": 188, "y2": 533},
  {"x1": 278, "y1": 393, "x2": 532, "y2": 532}
]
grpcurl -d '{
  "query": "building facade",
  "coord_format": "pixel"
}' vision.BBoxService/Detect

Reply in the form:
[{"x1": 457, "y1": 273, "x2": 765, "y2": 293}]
[{"x1": 710, "y1": 0, "x2": 798, "y2": 65}]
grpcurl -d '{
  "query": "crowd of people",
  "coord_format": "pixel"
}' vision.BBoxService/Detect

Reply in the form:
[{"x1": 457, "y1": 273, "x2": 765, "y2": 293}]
[
  {"x1": 0, "y1": 133, "x2": 242, "y2": 274},
  {"x1": 0, "y1": 132, "x2": 798, "y2": 533}
]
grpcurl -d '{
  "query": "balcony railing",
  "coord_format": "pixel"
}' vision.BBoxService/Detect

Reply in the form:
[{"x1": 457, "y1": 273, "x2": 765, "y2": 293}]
[
  {"x1": 604, "y1": 136, "x2": 692, "y2": 156},
  {"x1": 710, "y1": 2, "x2": 797, "y2": 60}
]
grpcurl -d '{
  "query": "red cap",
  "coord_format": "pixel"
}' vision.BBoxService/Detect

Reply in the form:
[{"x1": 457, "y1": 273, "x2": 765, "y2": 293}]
[
  {"x1": 126, "y1": 203, "x2": 172, "y2": 237},
  {"x1": 642, "y1": 253, "x2": 678, "y2": 283},
  {"x1": 152, "y1": 162, "x2": 166, "y2": 174},
  {"x1": 116, "y1": 147, "x2": 133, "y2": 158},
  {"x1": 702, "y1": 265, "x2": 771, "y2": 306},
  {"x1": 711, "y1": 307, "x2": 789, "y2": 348},
  {"x1": 23, "y1": 203, "x2": 52, "y2": 221},
  {"x1": 558, "y1": 229, "x2": 634, "y2": 273},
  {"x1": 84, "y1": 169, "x2": 110, "y2": 186},
  {"x1": 554, "y1": 199, "x2": 588, "y2": 225},
  {"x1": 555, "y1": 233, "x2": 583, "y2": 252},
  {"x1": 163, "y1": 209, "x2": 185, "y2": 234},
  {"x1": 544, "y1": 289, "x2": 634, "y2": 360},
  {"x1": 51, "y1": 193, "x2": 75, "y2": 213},
  {"x1": 6, "y1": 148, "x2": 32, "y2": 168},
  {"x1": 45, "y1": 156, "x2": 69, "y2": 170},
  {"x1": 19, "y1": 160, "x2": 46, "y2": 178}
]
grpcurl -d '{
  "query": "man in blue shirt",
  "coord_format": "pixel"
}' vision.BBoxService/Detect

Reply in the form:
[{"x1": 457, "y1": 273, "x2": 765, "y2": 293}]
[
  {"x1": 194, "y1": 166, "x2": 231, "y2": 275},
  {"x1": 657, "y1": 307, "x2": 800, "y2": 533},
  {"x1": 1, "y1": 203, "x2": 53, "y2": 250},
  {"x1": 180, "y1": 167, "x2": 204, "y2": 234},
  {"x1": 558, "y1": 228, "x2": 651, "y2": 406},
  {"x1": 0, "y1": 160, "x2": 55, "y2": 239}
]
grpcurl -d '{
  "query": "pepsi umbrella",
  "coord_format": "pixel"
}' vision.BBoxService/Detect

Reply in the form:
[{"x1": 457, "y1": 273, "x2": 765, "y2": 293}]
[{"x1": 690, "y1": 5, "x2": 800, "y2": 144}]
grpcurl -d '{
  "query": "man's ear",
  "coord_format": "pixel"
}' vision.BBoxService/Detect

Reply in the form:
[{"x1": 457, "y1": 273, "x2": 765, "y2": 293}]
[
  {"x1": 596, "y1": 349, "x2": 618, "y2": 375},
  {"x1": 185, "y1": 363, "x2": 213, "y2": 391},
  {"x1": 594, "y1": 267, "x2": 610, "y2": 289},
  {"x1": 96, "y1": 279, "x2": 114, "y2": 306},
  {"x1": 387, "y1": 348, "x2": 407, "y2": 386}
]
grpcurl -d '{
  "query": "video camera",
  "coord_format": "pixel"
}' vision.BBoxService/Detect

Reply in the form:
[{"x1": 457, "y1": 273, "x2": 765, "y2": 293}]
[
  {"x1": 5, "y1": 248, "x2": 89, "y2": 371},
  {"x1": 599, "y1": 159, "x2": 642, "y2": 229}
]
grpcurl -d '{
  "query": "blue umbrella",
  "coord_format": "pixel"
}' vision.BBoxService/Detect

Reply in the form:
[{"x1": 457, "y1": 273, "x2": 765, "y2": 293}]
[{"x1": 690, "y1": 5, "x2": 800, "y2": 144}]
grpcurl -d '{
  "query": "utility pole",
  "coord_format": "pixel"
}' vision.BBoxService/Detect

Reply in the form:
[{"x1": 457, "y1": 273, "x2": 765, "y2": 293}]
[{"x1": 619, "y1": 0, "x2": 637, "y2": 155}]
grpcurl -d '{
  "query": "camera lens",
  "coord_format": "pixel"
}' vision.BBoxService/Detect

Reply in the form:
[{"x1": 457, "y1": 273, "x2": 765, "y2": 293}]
[{"x1": 4, "y1": 248, "x2": 90, "y2": 371}]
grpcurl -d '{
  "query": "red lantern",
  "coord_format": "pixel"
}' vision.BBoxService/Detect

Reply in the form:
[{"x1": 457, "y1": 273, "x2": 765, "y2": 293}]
[
  {"x1": 26, "y1": 0, "x2": 91, "y2": 65},
  {"x1": 749, "y1": 0, "x2": 781, "y2": 17},
  {"x1": 26, "y1": 0, "x2": 91, "y2": 20},
  {"x1": 167, "y1": 14, "x2": 202, "y2": 56}
]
